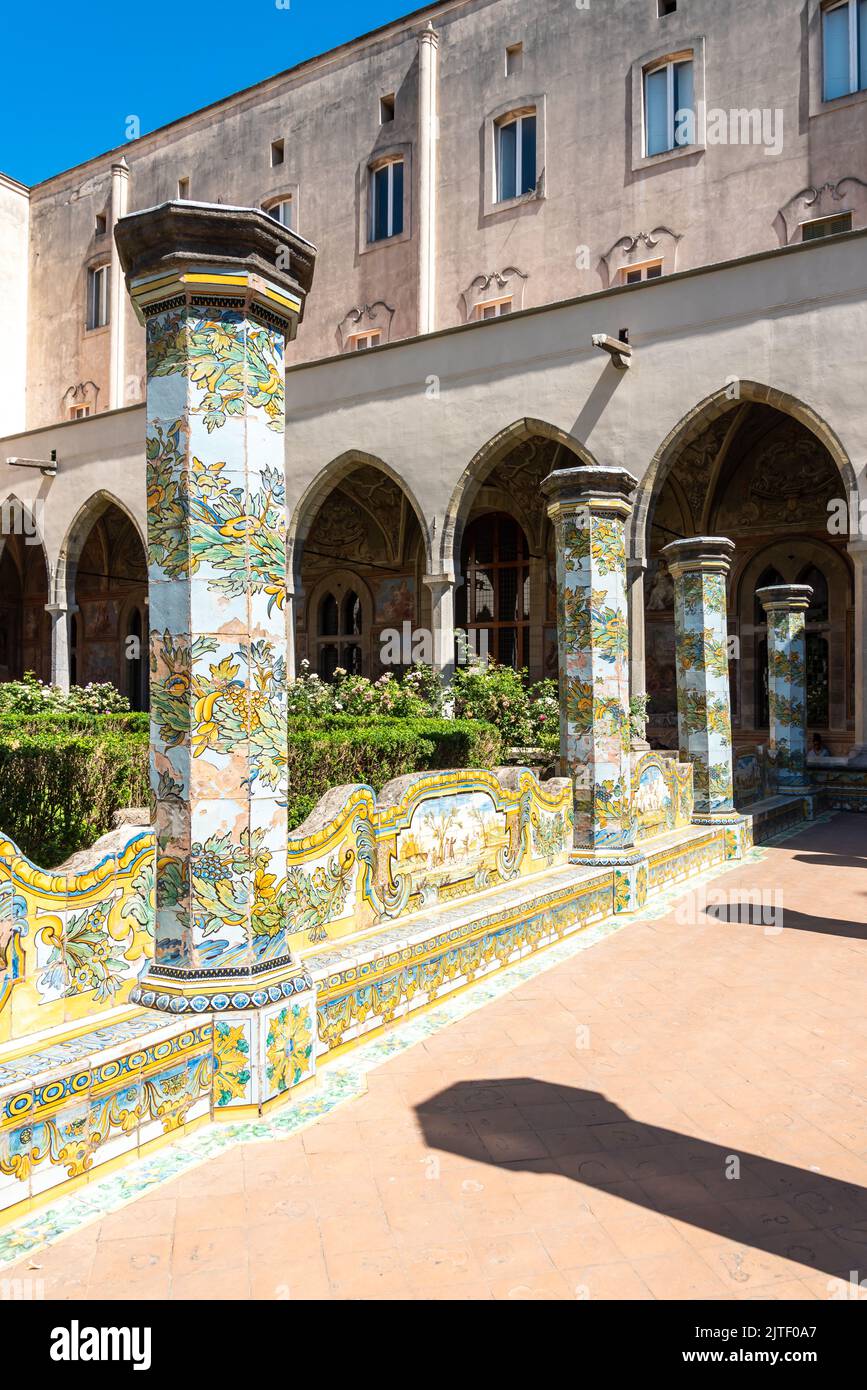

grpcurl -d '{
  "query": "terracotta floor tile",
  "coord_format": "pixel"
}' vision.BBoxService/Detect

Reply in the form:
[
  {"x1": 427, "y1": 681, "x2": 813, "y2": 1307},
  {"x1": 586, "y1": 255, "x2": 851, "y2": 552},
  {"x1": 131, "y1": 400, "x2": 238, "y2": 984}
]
[{"x1": 5, "y1": 814, "x2": 865, "y2": 1301}]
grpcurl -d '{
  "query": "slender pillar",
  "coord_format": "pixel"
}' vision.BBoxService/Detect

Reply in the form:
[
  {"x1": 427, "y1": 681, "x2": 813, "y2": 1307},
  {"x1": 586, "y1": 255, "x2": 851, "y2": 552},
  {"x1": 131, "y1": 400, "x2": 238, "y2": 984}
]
[
  {"x1": 417, "y1": 23, "x2": 439, "y2": 335},
  {"x1": 662, "y1": 537, "x2": 735, "y2": 816},
  {"x1": 115, "y1": 202, "x2": 318, "y2": 1111},
  {"x1": 543, "y1": 466, "x2": 637, "y2": 852},
  {"x1": 627, "y1": 556, "x2": 647, "y2": 706},
  {"x1": 757, "y1": 584, "x2": 812, "y2": 787},
  {"x1": 46, "y1": 602, "x2": 74, "y2": 691},
  {"x1": 849, "y1": 540, "x2": 867, "y2": 764},
  {"x1": 422, "y1": 572, "x2": 455, "y2": 682},
  {"x1": 108, "y1": 159, "x2": 130, "y2": 411}
]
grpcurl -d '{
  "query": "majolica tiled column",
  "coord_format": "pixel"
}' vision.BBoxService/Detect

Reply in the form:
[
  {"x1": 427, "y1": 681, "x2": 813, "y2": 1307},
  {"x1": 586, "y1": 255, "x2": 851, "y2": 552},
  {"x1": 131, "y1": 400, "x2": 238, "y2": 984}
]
[
  {"x1": 662, "y1": 537, "x2": 736, "y2": 817},
  {"x1": 757, "y1": 584, "x2": 812, "y2": 787},
  {"x1": 542, "y1": 466, "x2": 638, "y2": 860},
  {"x1": 115, "y1": 202, "x2": 318, "y2": 1113}
]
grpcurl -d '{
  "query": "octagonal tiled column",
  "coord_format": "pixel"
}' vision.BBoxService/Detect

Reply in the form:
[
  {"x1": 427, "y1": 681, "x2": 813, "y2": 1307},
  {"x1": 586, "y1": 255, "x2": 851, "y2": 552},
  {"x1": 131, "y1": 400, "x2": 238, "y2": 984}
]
[
  {"x1": 662, "y1": 536, "x2": 735, "y2": 817},
  {"x1": 115, "y1": 202, "x2": 319, "y2": 1113},
  {"x1": 757, "y1": 583, "x2": 813, "y2": 787},
  {"x1": 542, "y1": 465, "x2": 637, "y2": 855}
]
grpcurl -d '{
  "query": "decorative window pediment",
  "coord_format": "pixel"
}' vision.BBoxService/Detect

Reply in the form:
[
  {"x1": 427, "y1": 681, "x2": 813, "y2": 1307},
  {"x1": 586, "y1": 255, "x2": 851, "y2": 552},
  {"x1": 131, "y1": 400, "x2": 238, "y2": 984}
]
[
  {"x1": 338, "y1": 302, "x2": 395, "y2": 353},
  {"x1": 602, "y1": 228, "x2": 681, "y2": 287},
  {"x1": 462, "y1": 267, "x2": 528, "y2": 322},
  {"x1": 778, "y1": 177, "x2": 867, "y2": 243}
]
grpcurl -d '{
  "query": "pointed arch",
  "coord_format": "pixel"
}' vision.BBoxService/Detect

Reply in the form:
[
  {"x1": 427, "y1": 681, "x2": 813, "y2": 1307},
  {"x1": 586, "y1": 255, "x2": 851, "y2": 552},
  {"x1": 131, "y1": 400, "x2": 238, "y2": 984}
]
[
  {"x1": 441, "y1": 417, "x2": 600, "y2": 573},
  {"x1": 288, "y1": 449, "x2": 433, "y2": 592},
  {"x1": 632, "y1": 382, "x2": 859, "y2": 562},
  {"x1": 54, "y1": 490, "x2": 146, "y2": 606}
]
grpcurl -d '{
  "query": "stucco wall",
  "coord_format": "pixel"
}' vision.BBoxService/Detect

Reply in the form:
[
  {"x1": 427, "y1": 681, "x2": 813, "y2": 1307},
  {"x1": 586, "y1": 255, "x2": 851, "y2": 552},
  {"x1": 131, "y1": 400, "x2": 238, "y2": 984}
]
[
  {"x1": 14, "y1": 0, "x2": 867, "y2": 431},
  {"x1": 0, "y1": 176, "x2": 29, "y2": 437}
]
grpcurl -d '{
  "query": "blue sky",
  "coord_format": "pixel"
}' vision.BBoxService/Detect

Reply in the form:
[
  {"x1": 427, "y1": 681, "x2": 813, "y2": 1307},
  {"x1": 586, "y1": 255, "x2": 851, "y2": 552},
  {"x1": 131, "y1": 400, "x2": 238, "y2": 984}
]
[{"x1": 2, "y1": 0, "x2": 423, "y2": 186}]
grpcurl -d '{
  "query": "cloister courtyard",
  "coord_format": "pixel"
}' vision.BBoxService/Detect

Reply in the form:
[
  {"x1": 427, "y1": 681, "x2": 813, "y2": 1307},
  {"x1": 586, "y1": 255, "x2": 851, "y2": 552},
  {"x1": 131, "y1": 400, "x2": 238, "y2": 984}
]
[{"x1": 2, "y1": 814, "x2": 865, "y2": 1302}]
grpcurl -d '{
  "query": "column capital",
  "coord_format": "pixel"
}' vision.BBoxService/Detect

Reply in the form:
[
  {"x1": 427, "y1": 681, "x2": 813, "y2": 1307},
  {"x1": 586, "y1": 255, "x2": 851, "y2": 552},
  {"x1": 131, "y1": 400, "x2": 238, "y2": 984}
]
[
  {"x1": 422, "y1": 571, "x2": 455, "y2": 592},
  {"x1": 662, "y1": 535, "x2": 735, "y2": 579},
  {"x1": 756, "y1": 583, "x2": 813, "y2": 614},
  {"x1": 418, "y1": 19, "x2": 440, "y2": 47},
  {"x1": 542, "y1": 464, "x2": 638, "y2": 519},
  {"x1": 114, "y1": 200, "x2": 316, "y2": 332}
]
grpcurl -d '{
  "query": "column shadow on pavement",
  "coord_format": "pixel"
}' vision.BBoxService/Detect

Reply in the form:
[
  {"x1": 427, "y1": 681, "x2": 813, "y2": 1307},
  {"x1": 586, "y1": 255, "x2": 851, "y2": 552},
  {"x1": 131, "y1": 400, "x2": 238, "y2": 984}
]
[{"x1": 415, "y1": 1080, "x2": 867, "y2": 1283}]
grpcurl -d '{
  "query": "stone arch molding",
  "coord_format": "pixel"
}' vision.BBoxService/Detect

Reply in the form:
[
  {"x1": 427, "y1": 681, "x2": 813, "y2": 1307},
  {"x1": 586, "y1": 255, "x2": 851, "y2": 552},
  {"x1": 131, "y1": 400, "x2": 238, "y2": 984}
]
[
  {"x1": 288, "y1": 450, "x2": 433, "y2": 595},
  {"x1": 631, "y1": 381, "x2": 860, "y2": 563},
  {"x1": 54, "y1": 490, "x2": 147, "y2": 608},
  {"x1": 440, "y1": 417, "x2": 600, "y2": 574}
]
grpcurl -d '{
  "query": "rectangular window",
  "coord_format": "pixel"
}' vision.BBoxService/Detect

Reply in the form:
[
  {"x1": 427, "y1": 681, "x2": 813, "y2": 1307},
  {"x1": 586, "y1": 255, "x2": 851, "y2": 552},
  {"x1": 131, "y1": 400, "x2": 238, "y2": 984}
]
[
  {"x1": 379, "y1": 94, "x2": 395, "y2": 124},
  {"x1": 496, "y1": 111, "x2": 537, "y2": 202},
  {"x1": 621, "y1": 260, "x2": 664, "y2": 284},
  {"x1": 658, "y1": 0, "x2": 677, "y2": 14},
  {"x1": 802, "y1": 211, "x2": 853, "y2": 239},
  {"x1": 644, "y1": 58, "x2": 694, "y2": 155},
  {"x1": 71, "y1": 404, "x2": 91, "y2": 419},
  {"x1": 270, "y1": 138, "x2": 285, "y2": 167},
  {"x1": 369, "y1": 160, "x2": 403, "y2": 241},
  {"x1": 177, "y1": 176, "x2": 190, "y2": 199},
  {"x1": 86, "y1": 264, "x2": 109, "y2": 330},
  {"x1": 95, "y1": 213, "x2": 107, "y2": 235},
  {"x1": 823, "y1": 0, "x2": 867, "y2": 100},
  {"x1": 348, "y1": 330, "x2": 382, "y2": 351},
  {"x1": 474, "y1": 297, "x2": 513, "y2": 320},
  {"x1": 267, "y1": 198, "x2": 295, "y2": 229}
]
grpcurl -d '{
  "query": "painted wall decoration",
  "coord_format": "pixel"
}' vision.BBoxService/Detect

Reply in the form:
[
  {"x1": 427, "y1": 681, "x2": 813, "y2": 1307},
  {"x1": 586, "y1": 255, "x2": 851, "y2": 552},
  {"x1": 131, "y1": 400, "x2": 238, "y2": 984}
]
[
  {"x1": 630, "y1": 751, "x2": 694, "y2": 841},
  {"x1": 757, "y1": 584, "x2": 812, "y2": 787},
  {"x1": 284, "y1": 767, "x2": 574, "y2": 950},
  {"x1": 375, "y1": 576, "x2": 416, "y2": 625},
  {"x1": 543, "y1": 467, "x2": 638, "y2": 852},
  {"x1": 662, "y1": 538, "x2": 735, "y2": 815},
  {"x1": 0, "y1": 831, "x2": 153, "y2": 1047}
]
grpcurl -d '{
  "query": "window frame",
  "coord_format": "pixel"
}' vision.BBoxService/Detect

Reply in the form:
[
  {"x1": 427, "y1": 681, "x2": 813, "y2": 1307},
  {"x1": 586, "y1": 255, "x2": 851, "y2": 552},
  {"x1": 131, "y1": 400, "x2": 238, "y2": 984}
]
[
  {"x1": 347, "y1": 329, "x2": 382, "y2": 352},
  {"x1": 643, "y1": 55, "x2": 695, "y2": 157},
  {"x1": 630, "y1": 38, "x2": 705, "y2": 171},
  {"x1": 473, "y1": 296, "x2": 513, "y2": 320},
  {"x1": 809, "y1": 0, "x2": 867, "y2": 115},
  {"x1": 86, "y1": 263, "x2": 110, "y2": 332},
  {"x1": 620, "y1": 259, "x2": 664, "y2": 285},
  {"x1": 368, "y1": 156, "x2": 406, "y2": 245},
  {"x1": 264, "y1": 197, "x2": 296, "y2": 230},
  {"x1": 800, "y1": 211, "x2": 854, "y2": 239},
  {"x1": 495, "y1": 110, "x2": 538, "y2": 204},
  {"x1": 483, "y1": 95, "x2": 546, "y2": 218},
  {"x1": 822, "y1": 0, "x2": 867, "y2": 99}
]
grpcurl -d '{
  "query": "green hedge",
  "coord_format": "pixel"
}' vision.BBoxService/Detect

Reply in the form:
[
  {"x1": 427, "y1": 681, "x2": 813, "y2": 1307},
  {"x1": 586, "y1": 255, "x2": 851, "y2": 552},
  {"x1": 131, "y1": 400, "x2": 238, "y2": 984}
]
[
  {"x1": 285, "y1": 717, "x2": 501, "y2": 830},
  {"x1": 0, "y1": 714, "x2": 501, "y2": 866},
  {"x1": 0, "y1": 730, "x2": 149, "y2": 867}
]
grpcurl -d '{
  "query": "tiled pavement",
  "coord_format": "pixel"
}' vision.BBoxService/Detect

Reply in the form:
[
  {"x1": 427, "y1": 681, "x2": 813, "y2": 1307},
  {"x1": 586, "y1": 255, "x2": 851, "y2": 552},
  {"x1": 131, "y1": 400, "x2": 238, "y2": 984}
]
[{"x1": 7, "y1": 813, "x2": 867, "y2": 1301}]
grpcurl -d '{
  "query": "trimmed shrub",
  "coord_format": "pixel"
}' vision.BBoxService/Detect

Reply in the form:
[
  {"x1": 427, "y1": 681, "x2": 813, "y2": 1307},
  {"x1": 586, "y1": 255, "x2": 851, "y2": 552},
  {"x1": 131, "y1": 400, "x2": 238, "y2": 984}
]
[
  {"x1": 0, "y1": 729, "x2": 149, "y2": 867},
  {"x1": 286, "y1": 716, "x2": 501, "y2": 830}
]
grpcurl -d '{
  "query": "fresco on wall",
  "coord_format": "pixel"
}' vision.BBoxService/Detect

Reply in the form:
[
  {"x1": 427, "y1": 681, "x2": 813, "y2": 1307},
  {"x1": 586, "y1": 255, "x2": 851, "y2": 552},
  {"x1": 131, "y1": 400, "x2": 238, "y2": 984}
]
[{"x1": 375, "y1": 576, "x2": 415, "y2": 625}]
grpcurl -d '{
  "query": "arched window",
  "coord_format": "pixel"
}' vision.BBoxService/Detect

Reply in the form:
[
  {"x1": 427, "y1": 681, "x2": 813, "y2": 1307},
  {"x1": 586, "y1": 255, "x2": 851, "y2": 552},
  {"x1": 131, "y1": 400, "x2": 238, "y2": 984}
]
[
  {"x1": 315, "y1": 590, "x2": 364, "y2": 681},
  {"x1": 798, "y1": 564, "x2": 829, "y2": 624},
  {"x1": 457, "y1": 513, "x2": 530, "y2": 669},
  {"x1": 753, "y1": 566, "x2": 784, "y2": 627},
  {"x1": 798, "y1": 564, "x2": 830, "y2": 728}
]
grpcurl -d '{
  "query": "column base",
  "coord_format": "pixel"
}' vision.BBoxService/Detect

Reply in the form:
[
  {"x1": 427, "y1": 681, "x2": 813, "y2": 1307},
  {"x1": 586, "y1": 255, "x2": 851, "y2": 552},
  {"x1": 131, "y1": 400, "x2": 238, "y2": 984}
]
[
  {"x1": 212, "y1": 990, "x2": 318, "y2": 1115},
  {"x1": 131, "y1": 962, "x2": 318, "y2": 1116},
  {"x1": 569, "y1": 845, "x2": 649, "y2": 914},
  {"x1": 691, "y1": 810, "x2": 753, "y2": 859}
]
